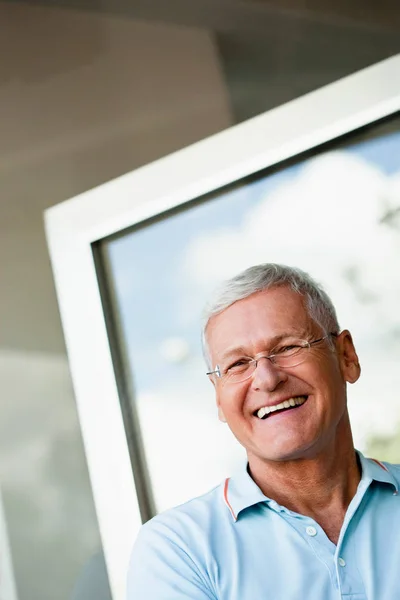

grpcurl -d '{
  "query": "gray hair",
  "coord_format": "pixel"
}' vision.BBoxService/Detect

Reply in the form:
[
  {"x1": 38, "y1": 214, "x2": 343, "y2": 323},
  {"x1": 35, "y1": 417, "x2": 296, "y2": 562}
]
[{"x1": 202, "y1": 263, "x2": 340, "y2": 368}]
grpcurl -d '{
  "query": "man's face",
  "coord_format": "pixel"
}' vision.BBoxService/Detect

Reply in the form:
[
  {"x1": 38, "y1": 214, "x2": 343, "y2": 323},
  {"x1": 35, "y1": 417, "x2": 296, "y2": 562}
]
[{"x1": 206, "y1": 286, "x2": 360, "y2": 463}]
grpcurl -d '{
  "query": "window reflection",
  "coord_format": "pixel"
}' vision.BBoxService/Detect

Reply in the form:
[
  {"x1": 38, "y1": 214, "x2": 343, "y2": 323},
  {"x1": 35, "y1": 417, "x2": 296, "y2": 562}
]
[{"x1": 104, "y1": 120, "x2": 400, "y2": 514}]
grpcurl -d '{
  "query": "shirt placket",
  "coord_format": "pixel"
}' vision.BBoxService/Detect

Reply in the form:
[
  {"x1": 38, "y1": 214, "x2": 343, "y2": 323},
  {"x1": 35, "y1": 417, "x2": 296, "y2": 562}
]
[
  {"x1": 266, "y1": 500, "x2": 339, "y2": 590},
  {"x1": 266, "y1": 497, "x2": 368, "y2": 599}
]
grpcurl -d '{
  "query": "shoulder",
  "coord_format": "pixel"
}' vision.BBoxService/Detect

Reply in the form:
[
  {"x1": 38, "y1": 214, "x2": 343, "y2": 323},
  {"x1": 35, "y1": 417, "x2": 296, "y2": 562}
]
[
  {"x1": 138, "y1": 482, "x2": 226, "y2": 550},
  {"x1": 127, "y1": 484, "x2": 226, "y2": 599}
]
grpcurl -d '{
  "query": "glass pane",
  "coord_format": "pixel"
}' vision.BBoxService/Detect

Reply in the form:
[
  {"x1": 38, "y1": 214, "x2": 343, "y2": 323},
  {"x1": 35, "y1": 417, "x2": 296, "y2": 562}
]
[
  {"x1": 0, "y1": 352, "x2": 111, "y2": 600},
  {"x1": 102, "y1": 116, "x2": 400, "y2": 514}
]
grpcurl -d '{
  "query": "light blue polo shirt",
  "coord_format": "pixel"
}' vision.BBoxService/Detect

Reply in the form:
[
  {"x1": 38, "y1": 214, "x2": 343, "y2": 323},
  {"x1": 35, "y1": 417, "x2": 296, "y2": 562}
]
[{"x1": 127, "y1": 452, "x2": 400, "y2": 599}]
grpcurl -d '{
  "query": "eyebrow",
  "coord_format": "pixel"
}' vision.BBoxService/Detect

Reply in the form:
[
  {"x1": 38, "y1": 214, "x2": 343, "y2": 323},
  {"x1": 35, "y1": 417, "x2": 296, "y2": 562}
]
[{"x1": 218, "y1": 332, "x2": 307, "y2": 363}]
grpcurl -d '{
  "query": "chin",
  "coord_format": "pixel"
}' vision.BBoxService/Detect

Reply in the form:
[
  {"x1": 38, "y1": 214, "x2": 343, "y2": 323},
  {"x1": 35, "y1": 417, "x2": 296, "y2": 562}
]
[{"x1": 256, "y1": 439, "x2": 318, "y2": 463}]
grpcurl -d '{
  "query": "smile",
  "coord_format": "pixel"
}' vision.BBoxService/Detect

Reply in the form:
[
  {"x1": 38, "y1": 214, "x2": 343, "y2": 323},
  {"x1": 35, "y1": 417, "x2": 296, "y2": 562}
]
[{"x1": 256, "y1": 396, "x2": 308, "y2": 419}]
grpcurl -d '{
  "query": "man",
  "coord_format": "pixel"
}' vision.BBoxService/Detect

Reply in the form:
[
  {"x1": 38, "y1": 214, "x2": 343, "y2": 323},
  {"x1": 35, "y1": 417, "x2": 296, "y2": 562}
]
[{"x1": 127, "y1": 263, "x2": 400, "y2": 599}]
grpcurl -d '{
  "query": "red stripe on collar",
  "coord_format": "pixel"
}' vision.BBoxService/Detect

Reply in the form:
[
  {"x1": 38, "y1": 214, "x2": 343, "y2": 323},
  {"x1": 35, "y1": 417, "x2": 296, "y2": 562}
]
[
  {"x1": 370, "y1": 458, "x2": 389, "y2": 473},
  {"x1": 223, "y1": 478, "x2": 237, "y2": 521}
]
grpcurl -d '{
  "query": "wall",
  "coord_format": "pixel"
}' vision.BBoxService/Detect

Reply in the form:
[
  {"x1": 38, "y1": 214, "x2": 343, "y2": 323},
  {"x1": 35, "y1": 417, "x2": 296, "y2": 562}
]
[
  {"x1": 217, "y1": 19, "x2": 400, "y2": 121},
  {"x1": 0, "y1": 3, "x2": 232, "y2": 599}
]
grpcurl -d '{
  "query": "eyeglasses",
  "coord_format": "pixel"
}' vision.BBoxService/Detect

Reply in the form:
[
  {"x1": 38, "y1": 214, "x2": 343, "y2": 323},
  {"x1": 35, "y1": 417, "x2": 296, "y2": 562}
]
[{"x1": 206, "y1": 333, "x2": 337, "y2": 384}]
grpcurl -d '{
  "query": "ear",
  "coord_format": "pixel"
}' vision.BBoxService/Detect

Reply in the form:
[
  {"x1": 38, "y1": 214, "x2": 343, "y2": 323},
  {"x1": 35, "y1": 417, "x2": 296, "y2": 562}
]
[
  {"x1": 209, "y1": 374, "x2": 227, "y2": 422},
  {"x1": 217, "y1": 404, "x2": 227, "y2": 423},
  {"x1": 209, "y1": 374, "x2": 226, "y2": 421},
  {"x1": 337, "y1": 330, "x2": 361, "y2": 384}
]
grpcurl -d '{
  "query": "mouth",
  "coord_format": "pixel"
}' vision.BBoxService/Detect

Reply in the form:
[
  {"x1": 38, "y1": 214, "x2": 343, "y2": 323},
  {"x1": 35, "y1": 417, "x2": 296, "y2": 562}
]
[{"x1": 254, "y1": 396, "x2": 308, "y2": 420}]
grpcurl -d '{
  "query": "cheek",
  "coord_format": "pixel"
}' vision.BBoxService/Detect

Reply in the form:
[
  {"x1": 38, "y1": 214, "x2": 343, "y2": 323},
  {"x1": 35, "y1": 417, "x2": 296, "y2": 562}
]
[
  {"x1": 309, "y1": 352, "x2": 340, "y2": 381},
  {"x1": 311, "y1": 364, "x2": 347, "y2": 409},
  {"x1": 217, "y1": 385, "x2": 248, "y2": 417},
  {"x1": 324, "y1": 358, "x2": 346, "y2": 390}
]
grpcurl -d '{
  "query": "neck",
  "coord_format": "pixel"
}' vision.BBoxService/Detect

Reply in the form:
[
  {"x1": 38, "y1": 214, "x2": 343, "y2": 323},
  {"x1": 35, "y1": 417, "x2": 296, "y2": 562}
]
[{"x1": 247, "y1": 419, "x2": 361, "y2": 542}]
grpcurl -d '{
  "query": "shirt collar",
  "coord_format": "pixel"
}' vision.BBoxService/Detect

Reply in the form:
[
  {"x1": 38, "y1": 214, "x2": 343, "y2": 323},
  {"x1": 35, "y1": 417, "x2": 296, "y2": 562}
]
[
  {"x1": 357, "y1": 451, "x2": 399, "y2": 494},
  {"x1": 224, "y1": 450, "x2": 399, "y2": 522},
  {"x1": 223, "y1": 466, "x2": 267, "y2": 522}
]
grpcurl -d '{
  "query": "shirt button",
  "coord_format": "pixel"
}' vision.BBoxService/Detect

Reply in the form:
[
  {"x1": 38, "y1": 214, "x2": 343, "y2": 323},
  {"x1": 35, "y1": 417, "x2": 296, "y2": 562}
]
[
  {"x1": 306, "y1": 526, "x2": 317, "y2": 537},
  {"x1": 338, "y1": 557, "x2": 346, "y2": 567}
]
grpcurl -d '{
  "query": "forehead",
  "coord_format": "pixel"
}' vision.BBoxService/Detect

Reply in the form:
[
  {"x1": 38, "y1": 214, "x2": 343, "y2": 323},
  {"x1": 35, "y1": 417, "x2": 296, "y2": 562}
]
[{"x1": 206, "y1": 287, "x2": 315, "y2": 357}]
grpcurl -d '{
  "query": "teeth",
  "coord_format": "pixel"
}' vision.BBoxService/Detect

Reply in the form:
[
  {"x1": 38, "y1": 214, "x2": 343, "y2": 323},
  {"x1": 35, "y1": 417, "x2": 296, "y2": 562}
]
[{"x1": 257, "y1": 396, "x2": 307, "y2": 419}]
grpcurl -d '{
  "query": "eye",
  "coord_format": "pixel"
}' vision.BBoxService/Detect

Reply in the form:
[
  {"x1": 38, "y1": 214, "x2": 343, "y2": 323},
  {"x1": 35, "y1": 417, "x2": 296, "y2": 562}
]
[
  {"x1": 226, "y1": 359, "x2": 250, "y2": 372},
  {"x1": 275, "y1": 344, "x2": 302, "y2": 356}
]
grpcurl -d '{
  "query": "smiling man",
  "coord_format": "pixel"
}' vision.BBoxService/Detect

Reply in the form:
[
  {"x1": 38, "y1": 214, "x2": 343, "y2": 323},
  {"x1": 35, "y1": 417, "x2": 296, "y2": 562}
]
[{"x1": 127, "y1": 263, "x2": 400, "y2": 599}]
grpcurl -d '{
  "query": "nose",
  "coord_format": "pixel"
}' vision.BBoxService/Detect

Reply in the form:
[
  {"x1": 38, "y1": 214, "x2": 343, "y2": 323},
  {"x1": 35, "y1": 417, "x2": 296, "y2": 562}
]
[{"x1": 251, "y1": 357, "x2": 288, "y2": 392}]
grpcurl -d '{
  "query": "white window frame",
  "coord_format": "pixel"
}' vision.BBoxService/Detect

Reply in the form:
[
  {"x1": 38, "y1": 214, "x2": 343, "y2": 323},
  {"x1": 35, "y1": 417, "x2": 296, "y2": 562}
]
[
  {"x1": 0, "y1": 487, "x2": 18, "y2": 600},
  {"x1": 45, "y1": 54, "x2": 400, "y2": 600}
]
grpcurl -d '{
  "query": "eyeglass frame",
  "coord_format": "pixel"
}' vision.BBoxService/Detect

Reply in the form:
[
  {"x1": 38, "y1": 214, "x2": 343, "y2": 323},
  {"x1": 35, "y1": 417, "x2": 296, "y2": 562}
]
[{"x1": 206, "y1": 332, "x2": 338, "y2": 382}]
